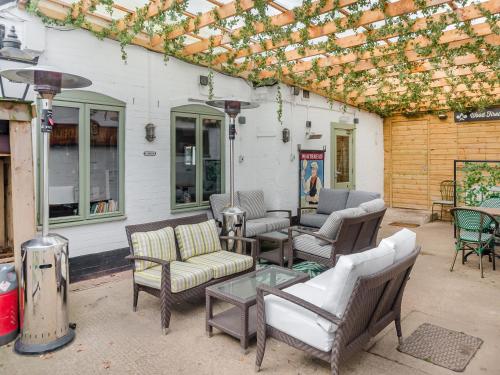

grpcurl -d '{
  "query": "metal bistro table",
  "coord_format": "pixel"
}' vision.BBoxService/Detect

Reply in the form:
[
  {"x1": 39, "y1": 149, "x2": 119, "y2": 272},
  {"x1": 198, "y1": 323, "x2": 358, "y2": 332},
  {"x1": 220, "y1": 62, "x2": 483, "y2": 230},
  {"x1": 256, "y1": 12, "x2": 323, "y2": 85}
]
[{"x1": 205, "y1": 266, "x2": 309, "y2": 352}]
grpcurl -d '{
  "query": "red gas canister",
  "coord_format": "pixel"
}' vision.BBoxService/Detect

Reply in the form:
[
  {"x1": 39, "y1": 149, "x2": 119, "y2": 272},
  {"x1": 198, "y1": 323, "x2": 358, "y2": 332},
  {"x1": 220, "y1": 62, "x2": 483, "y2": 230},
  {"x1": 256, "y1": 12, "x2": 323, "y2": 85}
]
[{"x1": 0, "y1": 263, "x2": 18, "y2": 346}]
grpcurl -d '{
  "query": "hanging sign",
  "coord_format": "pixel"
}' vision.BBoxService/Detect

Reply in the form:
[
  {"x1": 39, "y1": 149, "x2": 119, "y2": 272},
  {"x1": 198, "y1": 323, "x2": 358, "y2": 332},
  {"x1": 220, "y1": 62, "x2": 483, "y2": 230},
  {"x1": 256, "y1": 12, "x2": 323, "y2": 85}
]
[
  {"x1": 299, "y1": 149, "x2": 325, "y2": 211},
  {"x1": 454, "y1": 107, "x2": 500, "y2": 123}
]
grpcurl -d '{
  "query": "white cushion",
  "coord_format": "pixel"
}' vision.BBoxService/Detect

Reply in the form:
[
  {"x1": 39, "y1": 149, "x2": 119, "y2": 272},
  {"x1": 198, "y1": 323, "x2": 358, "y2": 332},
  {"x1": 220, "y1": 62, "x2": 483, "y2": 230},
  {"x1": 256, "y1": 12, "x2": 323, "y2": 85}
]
[
  {"x1": 320, "y1": 245, "x2": 395, "y2": 322},
  {"x1": 264, "y1": 283, "x2": 335, "y2": 352},
  {"x1": 359, "y1": 198, "x2": 386, "y2": 213},
  {"x1": 316, "y1": 207, "x2": 365, "y2": 245},
  {"x1": 306, "y1": 267, "x2": 336, "y2": 290},
  {"x1": 379, "y1": 228, "x2": 416, "y2": 262}
]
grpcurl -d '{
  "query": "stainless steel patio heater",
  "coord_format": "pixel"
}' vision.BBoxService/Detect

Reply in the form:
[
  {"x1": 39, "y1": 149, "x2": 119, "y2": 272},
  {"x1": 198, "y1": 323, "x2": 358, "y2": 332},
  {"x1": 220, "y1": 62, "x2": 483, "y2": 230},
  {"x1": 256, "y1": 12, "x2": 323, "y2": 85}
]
[
  {"x1": 0, "y1": 66, "x2": 91, "y2": 354},
  {"x1": 205, "y1": 99, "x2": 259, "y2": 252}
]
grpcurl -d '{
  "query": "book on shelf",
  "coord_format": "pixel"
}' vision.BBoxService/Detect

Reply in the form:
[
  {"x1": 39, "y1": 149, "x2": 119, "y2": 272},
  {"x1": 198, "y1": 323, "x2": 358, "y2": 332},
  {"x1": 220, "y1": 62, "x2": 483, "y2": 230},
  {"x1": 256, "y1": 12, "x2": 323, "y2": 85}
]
[{"x1": 90, "y1": 199, "x2": 118, "y2": 214}]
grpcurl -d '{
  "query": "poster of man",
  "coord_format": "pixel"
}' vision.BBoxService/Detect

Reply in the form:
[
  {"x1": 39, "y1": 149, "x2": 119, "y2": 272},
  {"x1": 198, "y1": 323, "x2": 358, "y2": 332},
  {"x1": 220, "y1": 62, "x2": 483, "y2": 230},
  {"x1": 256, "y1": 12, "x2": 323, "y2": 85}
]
[{"x1": 299, "y1": 150, "x2": 325, "y2": 208}]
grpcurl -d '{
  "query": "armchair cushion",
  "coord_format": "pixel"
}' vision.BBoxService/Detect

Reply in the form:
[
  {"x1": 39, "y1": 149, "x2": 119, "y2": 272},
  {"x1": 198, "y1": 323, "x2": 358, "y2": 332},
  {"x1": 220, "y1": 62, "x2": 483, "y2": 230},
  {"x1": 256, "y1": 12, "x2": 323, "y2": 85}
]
[
  {"x1": 359, "y1": 198, "x2": 386, "y2": 213},
  {"x1": 316, "y1": 207, "x2": 365, "y2": 245},
  {"x1": 209, "y1": 194, "x2": 234, "y2": 222},
  {"x1": 186, "y1": 250, "x2": 253, "y2": 278},
  {"x1": 131, "y1": 227, "x2": 177, "y2": 272},
  {"x1": 293, "y1": 234, "x2": 332, "y2": 259},
  {"x1": 175, "y1": 219, "x2": 222, "y2": 260},
  {"x1": 380, "y1": 228, "x2": 417, "y2": 262},
  {"x1": 299, "y1": 213, "x2": 329, "y2": 228},
  {"x1": 238, "y1": 190, "x2": 266, "y2": 220},
  {"x1": 345, "y1": 190, "x2": 380, "y2": 209},
  {"x1": 264, "y1": 283, "x2": 335, "y2": 352},
  {"x1": 317, "y1": 189, "x2": 350, "y2": 214},
  {"x1": 134, "y1": 261, "x2": 213, "y2": 293},
  {"x1": 247, "y1": 216, "x2": 290, "y2": 234},
  {"x1": 246, "y1": 221, "x2": 268, "y2": 237},
  {"x1": 305, "y1": 267, "x2": 336, "y2": 290},
  {"x1": 320, "y1": 245, "x2": 395, "y2": 323}
]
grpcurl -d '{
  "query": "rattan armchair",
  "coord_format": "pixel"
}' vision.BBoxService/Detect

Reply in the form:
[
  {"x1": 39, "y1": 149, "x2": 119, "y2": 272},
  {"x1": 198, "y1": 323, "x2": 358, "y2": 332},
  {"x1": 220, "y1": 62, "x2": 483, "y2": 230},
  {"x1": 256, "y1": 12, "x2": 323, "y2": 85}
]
[
  {"x1": 125, "y1": 214, "x2": 256, "y2": 334},
  {"x1": 255, "y1": 246, "x2": 420, "y2": 375}
]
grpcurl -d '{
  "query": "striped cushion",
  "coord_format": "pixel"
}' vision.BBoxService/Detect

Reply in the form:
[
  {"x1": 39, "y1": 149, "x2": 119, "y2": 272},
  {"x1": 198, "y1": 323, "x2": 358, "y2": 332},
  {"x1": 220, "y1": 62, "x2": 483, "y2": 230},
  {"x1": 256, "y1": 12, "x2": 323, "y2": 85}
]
[
  {"x1": 317, "y1": 207, "x2": 365, "y2": 245},
  {"x1": 186, "y1": 250, "x2": 253, "y2": 278},
  {"x1": 131, "y1": 227, "x2": 177, "y2": 272},
  {"x1": 238, "y1": 190, "x2": 266, "y2": 220},
  {"x1": 293, "y1": 234, "x2": 332, "y2": 259},
  {"x1": 175, "y1": 219, "x2": 222, "y2": 260},
  {"x1": 134, "y1": 261, "x2": 213, "y2": 293},
  {"x1": 209, "y1": 194, "x2": 230, "y2": 222}
]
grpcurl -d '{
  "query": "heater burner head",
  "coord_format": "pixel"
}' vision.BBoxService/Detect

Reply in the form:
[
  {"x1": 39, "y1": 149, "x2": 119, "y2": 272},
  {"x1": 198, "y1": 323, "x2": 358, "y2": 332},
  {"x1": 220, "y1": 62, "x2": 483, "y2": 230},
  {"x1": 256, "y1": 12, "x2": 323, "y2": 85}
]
[{"x1": 206, "y1": 99, "x2": 259, "y2": 117}]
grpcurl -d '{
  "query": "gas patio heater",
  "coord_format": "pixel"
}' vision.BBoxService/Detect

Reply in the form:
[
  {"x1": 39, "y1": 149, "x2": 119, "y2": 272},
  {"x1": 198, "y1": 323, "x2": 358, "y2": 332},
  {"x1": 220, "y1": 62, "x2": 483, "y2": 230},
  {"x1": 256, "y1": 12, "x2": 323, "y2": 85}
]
[
  {"x1": 0, "y1": 66, "x2": 91, "y2": 354},
  {"x1": 206, "y1": 99, "x2": 258, "y2": 252}
]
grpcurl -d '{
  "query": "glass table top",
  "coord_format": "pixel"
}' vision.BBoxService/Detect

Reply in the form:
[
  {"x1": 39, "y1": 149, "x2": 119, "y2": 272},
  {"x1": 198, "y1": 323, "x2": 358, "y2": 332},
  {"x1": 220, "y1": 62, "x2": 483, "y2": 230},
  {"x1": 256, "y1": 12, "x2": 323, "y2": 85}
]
[{"x1": 208, "y1": 266, "x2": 307, "y2": 303}]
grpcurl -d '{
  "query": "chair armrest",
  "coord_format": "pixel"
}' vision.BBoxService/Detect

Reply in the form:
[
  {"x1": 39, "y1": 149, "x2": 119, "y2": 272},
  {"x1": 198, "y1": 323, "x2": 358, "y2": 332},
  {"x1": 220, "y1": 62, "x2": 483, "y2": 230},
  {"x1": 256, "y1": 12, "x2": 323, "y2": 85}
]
[
  {"x1": 219, "y1": 236, "x2": 257, "y2": 262},
  {"x1": 266, "y1": 209, "x2": 292, "y2": 218},
  {"x1": 125, "y1": 255, "x2": 171, "y2": 266},
  {"x1": 256, "y1": 284, "x2": 342, "y2": 325},
  {"x1": 288, "y1": 227, "x2": 336, "y2": 245}
]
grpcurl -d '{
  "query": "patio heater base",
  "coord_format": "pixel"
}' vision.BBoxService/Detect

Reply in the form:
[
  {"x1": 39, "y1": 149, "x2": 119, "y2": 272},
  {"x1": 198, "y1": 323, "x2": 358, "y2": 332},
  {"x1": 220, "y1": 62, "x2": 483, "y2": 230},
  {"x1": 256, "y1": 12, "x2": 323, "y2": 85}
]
[
  {"x1": 221, "y1": 205, "x2": 246, "y2": 253},
  {"x1": 14, "y1": 328, "x2": 75, "y2": 355}
]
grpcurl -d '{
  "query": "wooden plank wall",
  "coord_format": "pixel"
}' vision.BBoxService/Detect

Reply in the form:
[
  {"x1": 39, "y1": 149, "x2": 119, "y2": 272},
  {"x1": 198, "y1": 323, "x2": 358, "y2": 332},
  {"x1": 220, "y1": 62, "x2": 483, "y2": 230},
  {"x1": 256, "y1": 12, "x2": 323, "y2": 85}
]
[{"x1": 384, "y1": 112, "x2": 500, "y2": 210}]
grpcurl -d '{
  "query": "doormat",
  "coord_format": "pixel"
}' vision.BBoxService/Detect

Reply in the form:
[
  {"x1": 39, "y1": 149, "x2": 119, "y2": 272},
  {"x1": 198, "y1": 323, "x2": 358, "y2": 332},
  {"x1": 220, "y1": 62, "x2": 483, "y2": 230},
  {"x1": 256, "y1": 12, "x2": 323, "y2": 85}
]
[
  {"x1": 398, "y1": 323, "x2": 482, "y2": 372},
  {"x1": 389, "y1": 222, "x2": 420, "y2": 228}
]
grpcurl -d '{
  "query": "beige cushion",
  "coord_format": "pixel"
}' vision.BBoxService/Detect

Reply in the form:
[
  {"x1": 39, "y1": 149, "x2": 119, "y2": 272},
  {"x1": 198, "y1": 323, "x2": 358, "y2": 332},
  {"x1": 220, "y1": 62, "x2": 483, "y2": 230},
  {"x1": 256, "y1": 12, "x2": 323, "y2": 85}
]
[
  {"x1": 186, "y1": 250, "x2": 253, "y2": 278},
  {"x1": 134, "y1": 261, "x2": 213, "y2": 293},
  {"x1": 238, "y1": 190, "x2": 266, "y2": 220},
  {"x1": 131, "y1": 227, "x2": 177, "y2": 272},
  {"x1": 359, "y1": 198, "x2": 386, "y2": 213},
  {"x1": 175, "y1": 219, "x2": 222, "y2": 260}
]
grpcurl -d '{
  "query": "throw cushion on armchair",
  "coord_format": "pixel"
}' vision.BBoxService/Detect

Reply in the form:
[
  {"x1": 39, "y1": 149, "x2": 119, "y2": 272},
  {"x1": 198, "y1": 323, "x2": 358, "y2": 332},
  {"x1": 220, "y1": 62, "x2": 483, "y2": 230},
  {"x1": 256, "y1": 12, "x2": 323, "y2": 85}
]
[
  {"x1": 131, "y1": 227, "x2": 177, "y2": 271},
  {"x1": 238, "y1": 190, "x2": 266, "y2": 220},
  {"x1": 315, "y1": 207, "x2": 366, "y2": 245},
  {"x1": 175, "y1": 219, "x2": 222, "y2": 260}
]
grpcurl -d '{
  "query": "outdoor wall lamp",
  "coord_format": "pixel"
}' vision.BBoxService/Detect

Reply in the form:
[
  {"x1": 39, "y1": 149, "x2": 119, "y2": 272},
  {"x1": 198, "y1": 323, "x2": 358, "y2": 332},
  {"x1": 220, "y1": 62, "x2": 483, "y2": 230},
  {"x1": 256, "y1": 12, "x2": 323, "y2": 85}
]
[
  {"x1": 282, "y1": 127, "x2": 290, "y2": 143},
  {"x1": 145, "y1": 122, "x2": 156, "y2": 142}
]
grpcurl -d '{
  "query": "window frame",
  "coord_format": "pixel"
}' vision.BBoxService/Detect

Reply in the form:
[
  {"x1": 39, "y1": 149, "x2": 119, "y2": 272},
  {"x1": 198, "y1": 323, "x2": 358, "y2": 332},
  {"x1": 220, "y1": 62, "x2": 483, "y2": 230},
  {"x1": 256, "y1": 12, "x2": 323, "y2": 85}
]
[
  {"x1": 170, "y1": 105, "x2": 226, "y2": 212},
  {"x1": 36, "y1": 91, "x2": 126, "y2": 227}
]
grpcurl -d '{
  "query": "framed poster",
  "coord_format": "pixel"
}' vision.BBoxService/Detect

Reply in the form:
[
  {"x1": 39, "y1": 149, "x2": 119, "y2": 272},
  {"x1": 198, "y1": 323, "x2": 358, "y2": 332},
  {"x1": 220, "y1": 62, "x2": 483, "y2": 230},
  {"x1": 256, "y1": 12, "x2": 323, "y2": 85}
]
[{"x1": 299, "y1": 149, "x2": 325, "y2": 210}]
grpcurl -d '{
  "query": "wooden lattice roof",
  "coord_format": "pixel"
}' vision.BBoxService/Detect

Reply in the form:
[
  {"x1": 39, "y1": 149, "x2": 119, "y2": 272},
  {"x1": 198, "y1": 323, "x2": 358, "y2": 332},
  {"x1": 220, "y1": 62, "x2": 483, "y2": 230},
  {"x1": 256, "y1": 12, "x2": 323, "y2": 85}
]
[{"x1": 23, "y1": 0, "x2": 500, "y2": 115}]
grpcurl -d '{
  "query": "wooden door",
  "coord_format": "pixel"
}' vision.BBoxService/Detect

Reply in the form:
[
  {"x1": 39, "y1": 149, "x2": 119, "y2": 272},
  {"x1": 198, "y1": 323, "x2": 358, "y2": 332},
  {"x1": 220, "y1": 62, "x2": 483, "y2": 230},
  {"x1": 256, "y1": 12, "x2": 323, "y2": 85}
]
[{"x1": 389, "y1": 119, "x2": 429, "y2": 209}]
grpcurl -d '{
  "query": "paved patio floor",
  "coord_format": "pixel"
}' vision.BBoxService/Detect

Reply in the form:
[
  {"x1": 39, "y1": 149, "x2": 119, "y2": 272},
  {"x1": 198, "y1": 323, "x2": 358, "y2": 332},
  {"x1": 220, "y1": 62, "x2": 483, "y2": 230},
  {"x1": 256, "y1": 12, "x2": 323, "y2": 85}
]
[{"x1": 1, "y1": 219, "x2": 499, "y2": 375}]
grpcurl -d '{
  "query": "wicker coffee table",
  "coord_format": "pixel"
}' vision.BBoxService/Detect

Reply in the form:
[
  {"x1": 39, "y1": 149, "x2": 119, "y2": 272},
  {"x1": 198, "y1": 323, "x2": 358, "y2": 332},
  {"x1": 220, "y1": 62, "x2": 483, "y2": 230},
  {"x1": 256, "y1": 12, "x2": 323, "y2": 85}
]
[
  {"x1": 205, "y1": 266, "x2": 308, "y2": 352},
  {"x1": 256, "y1": 229, "x2": 301, "y2": 268}
]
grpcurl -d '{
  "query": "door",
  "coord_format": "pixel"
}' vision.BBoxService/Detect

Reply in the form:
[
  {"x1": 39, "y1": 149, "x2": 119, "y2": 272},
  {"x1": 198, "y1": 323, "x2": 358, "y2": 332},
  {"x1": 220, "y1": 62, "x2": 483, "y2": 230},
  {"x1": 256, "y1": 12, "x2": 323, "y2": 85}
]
[{"x1": 332, "y1": 126, "x2": 355, "y2": 189}]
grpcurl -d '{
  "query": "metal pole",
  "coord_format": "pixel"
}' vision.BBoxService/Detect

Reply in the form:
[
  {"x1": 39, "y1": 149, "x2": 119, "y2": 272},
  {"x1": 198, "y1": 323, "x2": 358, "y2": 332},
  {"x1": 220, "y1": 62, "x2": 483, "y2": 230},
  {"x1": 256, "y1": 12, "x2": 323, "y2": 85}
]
[
  {"x1": 228, "y1": 115, "x2": 236, "y2": 207},
  {"x1": 40, "y1": 97, "x2": 53, "y2": 237}
]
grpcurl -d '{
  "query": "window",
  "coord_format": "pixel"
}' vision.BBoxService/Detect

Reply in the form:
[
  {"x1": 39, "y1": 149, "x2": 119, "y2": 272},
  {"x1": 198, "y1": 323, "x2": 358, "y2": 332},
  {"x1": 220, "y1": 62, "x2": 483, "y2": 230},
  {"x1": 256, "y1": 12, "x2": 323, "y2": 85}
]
[
  {"x1": 38, "y1": 91, "x2": 125, "y2": 226},
  {"x1": 171, "y1": 105, "x2": 225, "y2": 211}
]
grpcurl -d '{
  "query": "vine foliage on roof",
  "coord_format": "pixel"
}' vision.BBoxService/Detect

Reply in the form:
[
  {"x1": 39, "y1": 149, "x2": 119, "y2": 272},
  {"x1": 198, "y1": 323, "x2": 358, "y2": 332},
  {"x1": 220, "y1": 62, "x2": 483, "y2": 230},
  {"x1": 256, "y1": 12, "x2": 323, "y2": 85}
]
[{"x1": 26, "y1": 0, "x2": 500, "y2": 117}]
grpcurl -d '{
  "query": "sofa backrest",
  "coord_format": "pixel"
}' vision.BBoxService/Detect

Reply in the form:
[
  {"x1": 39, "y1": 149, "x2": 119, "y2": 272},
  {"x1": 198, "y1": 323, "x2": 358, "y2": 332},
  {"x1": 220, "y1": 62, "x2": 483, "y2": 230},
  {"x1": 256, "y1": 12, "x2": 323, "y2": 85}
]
[
  {"x1": 338, "y1": 246, "x2": 420, "y2": 359},
  {"x1": 209, "y1": 193, "x2": 233, "y2": 222},
  {"x1": 345, "y1": 190, "x2": 381, "y2": 208},
  {"x1": 334, "y1": 208, "x2": 387, "y2": 257},
  {"x1": 317, "y1": 189, "x2": 349, "y2": 214},
  {"x1": 125, "y1": 213, "x2": 209, "y2": 261}
]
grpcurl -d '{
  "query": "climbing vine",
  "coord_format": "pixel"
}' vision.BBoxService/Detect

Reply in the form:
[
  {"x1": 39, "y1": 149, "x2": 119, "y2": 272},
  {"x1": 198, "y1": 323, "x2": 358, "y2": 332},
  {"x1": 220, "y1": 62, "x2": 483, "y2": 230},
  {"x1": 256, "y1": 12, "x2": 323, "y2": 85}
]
[{"x1": 26, "y1": 0, "x2": 500, "y2": 118}]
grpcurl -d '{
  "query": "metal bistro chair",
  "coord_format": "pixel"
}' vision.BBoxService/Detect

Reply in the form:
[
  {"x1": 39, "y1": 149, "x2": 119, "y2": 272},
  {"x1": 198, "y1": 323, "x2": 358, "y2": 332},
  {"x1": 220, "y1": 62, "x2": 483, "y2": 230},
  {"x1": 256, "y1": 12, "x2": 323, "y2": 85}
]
[
  {"x1": 450, "y1": 208, "x2": 498, "y2": 278},
  {"x1": 480, "y1": 197, "x2": 500, "y2": 248},
  {"x1": 432, "y1": 180, "x2": 454, "y2": 221}
]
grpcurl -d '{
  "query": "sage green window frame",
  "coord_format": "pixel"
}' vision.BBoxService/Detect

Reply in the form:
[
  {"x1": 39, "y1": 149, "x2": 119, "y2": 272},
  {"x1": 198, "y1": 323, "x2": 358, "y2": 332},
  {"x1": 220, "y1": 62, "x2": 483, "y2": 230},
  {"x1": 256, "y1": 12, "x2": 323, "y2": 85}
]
[
  {"x1": 170, "y1": 105, "x2": 226, "y2": 212},
  {"x1": 36, "y1": 91, "x2": 126, "y2": 227}
]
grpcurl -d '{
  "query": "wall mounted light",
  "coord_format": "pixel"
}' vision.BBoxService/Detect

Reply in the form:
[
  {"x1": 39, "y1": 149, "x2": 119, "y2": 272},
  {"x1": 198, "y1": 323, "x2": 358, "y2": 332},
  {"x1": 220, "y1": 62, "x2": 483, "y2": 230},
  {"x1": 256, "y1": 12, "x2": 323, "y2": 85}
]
[
  {"x1": 438, "y1": 113, "x2": 448, "y2": 120},
  {"x1": 199, "y1": 75, "x2": 209, "y2": 86},
  {"x1": 282, "y1": 127, "x2": 290, "y2": 143},
  {"x1": 238, "y1": 116, "x2": 246, "y2": 125},
  {"x1": 145, "y1": 122, "x2": 156, "y2": 142}
]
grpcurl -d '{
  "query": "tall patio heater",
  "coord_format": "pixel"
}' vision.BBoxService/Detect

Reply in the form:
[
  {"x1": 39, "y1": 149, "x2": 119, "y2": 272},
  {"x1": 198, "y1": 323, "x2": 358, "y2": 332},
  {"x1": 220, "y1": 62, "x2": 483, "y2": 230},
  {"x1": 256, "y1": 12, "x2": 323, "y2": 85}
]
[
  {"x1": 0, "y1": 66, "x2": 91, "y2": 354},
  {"x1": 205, "y1": 99, "x2": 258, "y2": 252}
]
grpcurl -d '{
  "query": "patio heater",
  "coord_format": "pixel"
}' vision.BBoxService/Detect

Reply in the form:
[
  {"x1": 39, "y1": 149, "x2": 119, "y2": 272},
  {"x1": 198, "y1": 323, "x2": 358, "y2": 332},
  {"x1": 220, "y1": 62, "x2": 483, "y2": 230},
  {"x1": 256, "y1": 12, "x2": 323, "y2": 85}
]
[
  {"x1": 0, "y1": 66, "x2": 91, "y2": 354},
  {"x1": 206, "y1": 99, "x2": 259, "y2": 252}
]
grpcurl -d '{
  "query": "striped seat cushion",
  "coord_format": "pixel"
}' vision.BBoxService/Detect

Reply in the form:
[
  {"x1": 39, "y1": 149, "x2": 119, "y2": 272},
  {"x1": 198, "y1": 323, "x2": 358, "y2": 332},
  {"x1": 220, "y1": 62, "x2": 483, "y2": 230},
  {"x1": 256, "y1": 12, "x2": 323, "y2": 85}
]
[
  {"x1": 175, "y1": 219, "x2": 222, "y2": 260},
  {"x1": 131, "y1": 227, "x2": 177, "y2": 271},
  {"x1": 134, "y1": 261, "x2": 213, "y2": 293},
  {"x1": 459, "y1": 230, "x2": 494, "y2": 243},
  {"x1": 247, "y1": 216, "x2": 290, "y2": 233},
  {"x1": 293, "y1": 234, "x2": 332, "y2": 259},
  {"x1": 186, "y1": 251, "x2": 253, "y2": 278},
  {"x1": 238, "y1": 190, "x2": 266, "y2": 220}
]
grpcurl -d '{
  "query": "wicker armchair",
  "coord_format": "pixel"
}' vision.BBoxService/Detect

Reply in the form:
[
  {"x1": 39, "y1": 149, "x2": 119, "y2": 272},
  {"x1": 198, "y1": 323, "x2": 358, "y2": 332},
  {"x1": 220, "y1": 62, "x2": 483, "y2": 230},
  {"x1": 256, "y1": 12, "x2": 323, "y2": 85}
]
[
  {"x1": 125, "y1": 214, "x2": 256, "y2": 334},
  {"x1": 255, "y1": 246, "x2": 420, "y2": 375},
  {"x1": 289, "y1": 209, "x2": 386, "y2": 268}
]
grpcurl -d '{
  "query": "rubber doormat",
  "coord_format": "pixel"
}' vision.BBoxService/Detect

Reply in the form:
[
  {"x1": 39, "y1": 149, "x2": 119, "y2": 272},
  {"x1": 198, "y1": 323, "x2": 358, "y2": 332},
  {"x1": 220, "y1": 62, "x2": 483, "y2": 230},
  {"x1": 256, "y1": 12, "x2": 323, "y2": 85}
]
[{"x1": 398, "y1": 323, "x2": 482, "y2": 372}]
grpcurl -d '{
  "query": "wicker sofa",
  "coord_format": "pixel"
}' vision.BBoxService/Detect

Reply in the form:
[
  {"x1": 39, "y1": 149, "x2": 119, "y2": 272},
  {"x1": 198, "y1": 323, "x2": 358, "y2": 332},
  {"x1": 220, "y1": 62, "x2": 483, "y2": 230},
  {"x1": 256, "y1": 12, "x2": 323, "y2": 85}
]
[
  {"x1": 256, "y1": 229, "x2": 420, "y2": 375},
  {"x1": 300, "y1": 189, "x2": 381, "y2": 228},
  {"x1": 125, "y1": 214, "x2": 256, "y2": 334},
  {"x1": 209, "y1": 190, "x2": 291, "y2": 237}
]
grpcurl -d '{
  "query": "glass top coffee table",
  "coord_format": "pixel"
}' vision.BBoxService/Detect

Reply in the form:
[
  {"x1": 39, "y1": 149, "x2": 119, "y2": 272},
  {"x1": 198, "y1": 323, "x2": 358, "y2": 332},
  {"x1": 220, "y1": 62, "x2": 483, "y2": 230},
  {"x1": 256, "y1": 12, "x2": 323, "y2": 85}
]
[{"x1": 205, "y1": 266, "x2": 309, "y2": 352}]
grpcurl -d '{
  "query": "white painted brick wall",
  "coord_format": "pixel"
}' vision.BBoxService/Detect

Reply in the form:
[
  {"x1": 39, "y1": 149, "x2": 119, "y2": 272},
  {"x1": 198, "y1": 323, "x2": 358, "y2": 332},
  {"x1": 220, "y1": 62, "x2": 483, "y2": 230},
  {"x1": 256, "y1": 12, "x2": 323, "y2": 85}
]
[{"x1": 2, "y1": 11, "x2": 384, "y2": 257}]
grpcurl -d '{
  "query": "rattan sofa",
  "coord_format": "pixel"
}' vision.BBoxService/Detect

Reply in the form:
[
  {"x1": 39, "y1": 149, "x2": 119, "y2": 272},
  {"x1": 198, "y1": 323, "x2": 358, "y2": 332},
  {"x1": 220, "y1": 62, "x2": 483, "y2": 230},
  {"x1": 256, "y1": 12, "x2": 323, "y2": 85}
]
[
  {"x1": 290, "y1": 209, "x2": 386, "y2": 268},
  {"x1": 125, "y1": 214, "x2": 256, "y2": 334},
  {"x1": 256, "y1": 240, "x2": 420, "y2": 375}
]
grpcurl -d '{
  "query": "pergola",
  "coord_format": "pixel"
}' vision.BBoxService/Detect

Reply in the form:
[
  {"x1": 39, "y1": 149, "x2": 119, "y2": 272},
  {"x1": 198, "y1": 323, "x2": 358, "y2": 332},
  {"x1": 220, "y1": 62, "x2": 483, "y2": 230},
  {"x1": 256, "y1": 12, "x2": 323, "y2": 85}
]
[{"x1": 23, "y1": 0, "x2": 499, "y2": 116}]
